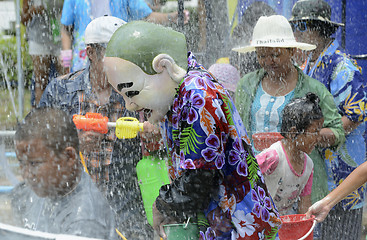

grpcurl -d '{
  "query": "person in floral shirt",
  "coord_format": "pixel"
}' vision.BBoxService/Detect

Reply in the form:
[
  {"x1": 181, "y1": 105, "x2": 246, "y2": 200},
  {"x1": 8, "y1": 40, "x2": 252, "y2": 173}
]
[
  {"x1": 290, "y1": 0, "x2": 367, "y2": 239},
  {"x1": 104, "y1": 21, "x2": 281, "y2": 239}
]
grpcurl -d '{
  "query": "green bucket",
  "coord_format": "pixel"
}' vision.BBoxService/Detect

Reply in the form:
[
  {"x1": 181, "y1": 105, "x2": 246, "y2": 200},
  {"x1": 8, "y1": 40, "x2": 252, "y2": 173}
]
[{"x1": 163, "y1": 223, "x2": 199, "y2": 240}]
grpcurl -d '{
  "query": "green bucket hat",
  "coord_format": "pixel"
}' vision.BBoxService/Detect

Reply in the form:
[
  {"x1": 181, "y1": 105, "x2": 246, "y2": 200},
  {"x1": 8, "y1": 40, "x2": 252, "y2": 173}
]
[
  {"x1": 106, "y1": 21, "x2": 188, "y2": 75},
  {"x1": 289, "y1": 0, "x2": 344, "y2": 27}
]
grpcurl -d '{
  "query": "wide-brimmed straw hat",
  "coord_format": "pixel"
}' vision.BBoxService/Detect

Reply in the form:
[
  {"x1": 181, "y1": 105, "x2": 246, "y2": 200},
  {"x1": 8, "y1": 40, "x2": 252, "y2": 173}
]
[{"x1": 233, "y1": 15, "x2": 316, "y2": 53}]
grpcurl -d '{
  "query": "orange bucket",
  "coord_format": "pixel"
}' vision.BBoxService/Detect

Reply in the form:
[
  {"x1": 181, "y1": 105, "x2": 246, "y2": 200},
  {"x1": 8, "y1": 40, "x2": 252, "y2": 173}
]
[
  {"x1": 252, "y1": 132, "x2": 284, "y2": 151},
  {"x1": 279, "y1": 214, "x2": 316, "y2": 240}
]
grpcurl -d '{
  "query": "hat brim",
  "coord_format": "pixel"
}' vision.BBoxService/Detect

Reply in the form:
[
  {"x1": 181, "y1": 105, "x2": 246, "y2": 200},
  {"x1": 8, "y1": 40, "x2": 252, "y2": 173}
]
[
  {"x1": 232, "y1": 42, "x2": 316, "y2": 53},
  {"x1": 289, "y1": 16, "x2": 344, "y2": 27}
]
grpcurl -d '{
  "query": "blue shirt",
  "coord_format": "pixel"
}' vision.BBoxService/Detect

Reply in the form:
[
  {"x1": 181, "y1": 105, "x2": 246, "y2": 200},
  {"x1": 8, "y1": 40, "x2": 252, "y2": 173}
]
[
  {"x1": 61, "y1": 0, "x2": 152, "y2": 71},
  {"x1": 303, "y1": 39, "x2": 367, "y2": 210}
]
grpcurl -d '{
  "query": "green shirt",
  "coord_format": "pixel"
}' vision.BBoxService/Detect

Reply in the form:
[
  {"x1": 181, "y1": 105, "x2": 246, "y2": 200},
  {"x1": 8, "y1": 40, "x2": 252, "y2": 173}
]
[{"x1": 235, "y1": 67, "x2": 345, "y2": 203}]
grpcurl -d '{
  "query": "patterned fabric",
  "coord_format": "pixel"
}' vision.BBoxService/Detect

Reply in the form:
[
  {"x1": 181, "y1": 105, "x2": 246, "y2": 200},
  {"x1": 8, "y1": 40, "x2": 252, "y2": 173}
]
[
  {"x1": 11, "y1": 172, "x2": 117, "y2": 239},
  {"x1": 61, "y1": 0, "x2": 152, "y2": 71},
  {"x1": 250, "y1": 84, "x2": 294, "y2": 155},
  {"x1": 303, "y1": 39, "x2": 367, "y2": 210},
  {"x1": 256, "y1": 141, "x2": 313, "y2": 215},
  {"x1": 160, "y1": 52, "x2": 281, "y2": 239},
  {"x1": 235, "y1": 67, "x2": 345, "y2": 204},
  {"x1": 39, "y1": 67, "x2": 126, "y2": 187}
]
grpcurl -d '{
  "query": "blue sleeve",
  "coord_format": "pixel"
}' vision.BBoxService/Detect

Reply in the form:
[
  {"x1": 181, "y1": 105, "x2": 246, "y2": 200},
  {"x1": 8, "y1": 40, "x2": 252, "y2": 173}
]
[
  {"x1": 126, "y1": 0, "x2": 152, "y2": 21},
  {"x1": 332, "y1": 59, "x2": 367, "y2": 122},
  {"x1": 38, "y1": 80, "x2": 58, "y2": 108},
  {"x1": 61, "y1": 0, "x2": 75, "y2": 26}
]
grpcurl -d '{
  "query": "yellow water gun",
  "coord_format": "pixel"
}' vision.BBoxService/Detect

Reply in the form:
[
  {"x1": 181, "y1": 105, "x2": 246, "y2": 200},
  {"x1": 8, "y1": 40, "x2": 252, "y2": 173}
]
[{"x1": 72, "y1": 112, "x2": 144, "y2": 139}]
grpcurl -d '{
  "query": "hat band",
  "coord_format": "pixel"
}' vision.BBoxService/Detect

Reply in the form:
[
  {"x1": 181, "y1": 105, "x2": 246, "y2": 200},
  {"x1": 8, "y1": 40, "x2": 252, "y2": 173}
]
[
  {"x1": 253, "y1": 37, "x2": 297, "y2": 46},
  {"x1": 255, "y1": 38, "x2": 286, "y2": 45}
]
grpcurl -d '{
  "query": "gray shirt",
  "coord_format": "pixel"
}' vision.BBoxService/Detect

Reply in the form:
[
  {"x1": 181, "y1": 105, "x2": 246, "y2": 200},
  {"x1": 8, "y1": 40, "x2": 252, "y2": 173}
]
[{"x1": 11, "y1": 172, "x2": 117, "y2": 239}]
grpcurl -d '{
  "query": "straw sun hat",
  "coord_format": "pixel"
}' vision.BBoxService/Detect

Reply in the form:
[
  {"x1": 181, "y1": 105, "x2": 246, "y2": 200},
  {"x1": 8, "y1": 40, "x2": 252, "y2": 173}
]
[{"x1": 233, "y1": 15, "x2": 316, "y2": 53}]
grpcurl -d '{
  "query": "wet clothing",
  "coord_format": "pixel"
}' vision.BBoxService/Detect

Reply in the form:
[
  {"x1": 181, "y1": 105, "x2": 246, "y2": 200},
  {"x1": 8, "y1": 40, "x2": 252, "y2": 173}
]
[
  {"x1": 157, "y1": 52, "x2": 281, "y2": 239},
  {"x1": 39, "y1": 67, "x2": 153, "y2": 239},
  {"x1": 235, "y1": 67, "x2": 345, "y2": 204},
  {"x1": 61, "y1": 0, "x2": 152, "y2": 71},
  {"x1": 256, "y1": 141, "x2": 313, "y2": 215},
  {"x1": 39, "y1": 67, "x2": 125, "y2": 187},
  {"x1": 250, "y1": 83, "x2": 294, "y2": 155},
  {"x1": 303, "y1": 39, "x2": 367, "y2": 210},
  {"x1": 303, "y1": 39, "x2": 366, "y2": 240},
  {"x1": 11, "y1": 172, "x2": 117, "y2": 239}
]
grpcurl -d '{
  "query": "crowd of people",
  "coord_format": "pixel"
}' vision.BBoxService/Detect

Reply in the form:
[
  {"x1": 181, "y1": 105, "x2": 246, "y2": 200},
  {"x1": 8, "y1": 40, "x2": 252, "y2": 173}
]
[{"x1": 10, "y1": 0, "x2": 367, "y2": 239}]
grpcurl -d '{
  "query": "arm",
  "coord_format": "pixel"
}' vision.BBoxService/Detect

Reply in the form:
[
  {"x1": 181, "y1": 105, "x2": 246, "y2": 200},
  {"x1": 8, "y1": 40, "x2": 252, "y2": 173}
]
[
  {"x1": 342, "y1": 116, "x2": 361, "y2": 135},
  {"x1": 314, "y1": 91, "x2": 345, "y2": 148},
  {"x1": 255, "y1": 148, "x2": 279, "y2": 175},
  {"x1": 61, "y1": 25, "x2": 73, "y2": 50},
  {"x1": 317, "y1": 127, "x2": 337, "y2": 148},
  {"x1": 298, "y1": 194, "x2": 312, "y2": 214},
  {"x1": 306, "y1": 161, "x2": 367, "y2": 222},
  {"x1": 145, "y1": 10, "x2": 189, "y2": 25}
]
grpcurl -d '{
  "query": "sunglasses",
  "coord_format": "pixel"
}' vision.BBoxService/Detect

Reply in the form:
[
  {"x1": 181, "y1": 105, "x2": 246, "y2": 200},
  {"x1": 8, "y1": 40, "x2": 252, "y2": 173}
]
[{"x1": 291, "y1": 21, "x2": 308, "y2": 32}]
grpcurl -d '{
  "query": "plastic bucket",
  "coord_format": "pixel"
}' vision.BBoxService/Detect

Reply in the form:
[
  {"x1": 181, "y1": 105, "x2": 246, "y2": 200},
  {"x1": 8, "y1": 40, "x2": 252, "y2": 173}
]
[
  {"x1": 136, "y1": 156, "x2": 170, "y2": 226},
  {"x1": 252, "y1": 132, "x2": 284, "y2": 151},
  {"x1": 163, "y1": 223, "x2": 199, "y2": 240},
  {"x1": 279, "y1": 214, "x2": 316, "y2": 240}
]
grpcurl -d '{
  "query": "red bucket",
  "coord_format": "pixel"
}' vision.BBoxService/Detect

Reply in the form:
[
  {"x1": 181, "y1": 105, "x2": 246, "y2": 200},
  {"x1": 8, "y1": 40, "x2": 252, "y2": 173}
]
[
  {"x1": 279, "y1": 214, "x2": 316, "y2": 240},
  {"x1": 252, "y1": 132, "x2": 284, "y2": 151}
]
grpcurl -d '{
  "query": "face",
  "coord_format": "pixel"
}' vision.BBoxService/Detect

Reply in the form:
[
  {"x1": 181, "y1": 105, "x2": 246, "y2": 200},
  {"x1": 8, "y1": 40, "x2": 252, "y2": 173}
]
[
  {"x1": 294, "y1": 118, "x2": 324, "y2": 154},
  {"x1": 104, "y1": 57, "x2": 178, "y2": 123},
  {"x1": 87, "y1": 44, "x2": 107, "y2": 74},
  {"x1": 15, "y1": 139, "x2": 76, "y2": 198},
  {"x1": 256, "y1": 47, "x2": 295, "y2": 76}
]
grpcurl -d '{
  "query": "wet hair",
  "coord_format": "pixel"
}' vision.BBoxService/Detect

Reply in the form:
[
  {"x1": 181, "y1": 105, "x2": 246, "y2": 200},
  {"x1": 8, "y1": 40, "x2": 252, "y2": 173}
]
[
  {"x1": 15, "y1": 107, "x2": 79, "y2": 155},
  {"x1": 281, "y1": 92, "x2": 323, "y2": 138}
]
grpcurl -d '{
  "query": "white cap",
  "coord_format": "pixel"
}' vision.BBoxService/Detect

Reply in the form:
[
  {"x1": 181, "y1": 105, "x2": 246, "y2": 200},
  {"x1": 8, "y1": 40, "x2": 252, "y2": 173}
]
[
  {"x1": 85, "y1": 16, "x2": 126, "y2": 45},
  {"x1": 232, "y1": 15, "x2": 316, "y2": 53}
]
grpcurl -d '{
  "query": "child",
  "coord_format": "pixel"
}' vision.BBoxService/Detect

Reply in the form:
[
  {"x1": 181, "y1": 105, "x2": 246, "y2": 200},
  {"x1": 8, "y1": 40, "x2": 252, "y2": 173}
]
[
  {"x1": 11, "y1": 107, "x2": 117, "y2": 239},
  {"x1": 256, "y1": 92, "x2": 324, "y2": 215}
]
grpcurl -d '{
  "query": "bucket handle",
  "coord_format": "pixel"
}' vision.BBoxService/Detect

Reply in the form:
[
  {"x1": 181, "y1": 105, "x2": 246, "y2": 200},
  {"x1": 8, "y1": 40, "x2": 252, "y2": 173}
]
[
  {"x1": 298, "y1": 219, "x2": 317, "y2": 240},
  {"x1": 184, "y1": 217, "x2": 191, "y2": 229}
]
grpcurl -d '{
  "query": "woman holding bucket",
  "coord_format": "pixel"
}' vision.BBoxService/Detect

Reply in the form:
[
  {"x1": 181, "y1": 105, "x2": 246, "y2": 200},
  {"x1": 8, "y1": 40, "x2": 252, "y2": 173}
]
[{"x1": 233, "y1": 15, "x2": 345, "y2": 210}]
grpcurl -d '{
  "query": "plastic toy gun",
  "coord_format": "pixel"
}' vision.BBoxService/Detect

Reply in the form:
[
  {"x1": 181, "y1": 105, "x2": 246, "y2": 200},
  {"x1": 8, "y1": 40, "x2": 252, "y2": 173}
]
[{"x1": 72, "y1": 112, "x2": 144, "y2": 139}]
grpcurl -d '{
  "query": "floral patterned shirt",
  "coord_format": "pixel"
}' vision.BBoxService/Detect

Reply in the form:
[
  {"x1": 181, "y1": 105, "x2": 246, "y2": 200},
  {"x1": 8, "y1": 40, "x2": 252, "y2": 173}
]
[
  {"x1": 160, "y1": 52, "x2": 281, "y2": 239},
  {"x1": 303, "y1": 39, "x2": 367, "y2": 210}
]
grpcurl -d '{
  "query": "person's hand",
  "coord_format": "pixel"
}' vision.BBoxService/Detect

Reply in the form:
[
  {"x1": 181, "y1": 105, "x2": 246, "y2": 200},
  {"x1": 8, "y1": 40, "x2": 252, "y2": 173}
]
[
  {"x1": 153, "y1": 201, "x2": 177, "y2": 239},
  {"x1": 305, "y1": 198, "x2": 331, "y2": 222},
  {"x1": 168, "y1": 10, "x2": 190, "y2": 24},
  {"x1": 142, "y1": 121, "x2": 162, "y2": 152},
  {"x1": 153, "y1": 201, "x2": 167, "y2": 239},
  {"x1": 60, "y1": 49, "x2": 72, "y2": 71},
  {"x1": 78, "y1": 131, "x2": 104, "y2": 153}
]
